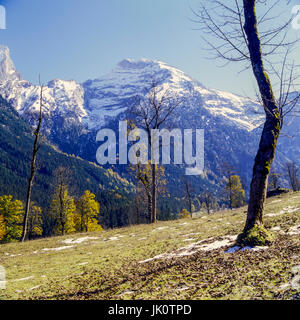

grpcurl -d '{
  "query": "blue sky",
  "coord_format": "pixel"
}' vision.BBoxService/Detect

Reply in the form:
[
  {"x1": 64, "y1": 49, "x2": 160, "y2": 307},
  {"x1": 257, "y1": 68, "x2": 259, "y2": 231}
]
[{"x1": 0, "y1": 0, "x2": 299, "y2": 98}]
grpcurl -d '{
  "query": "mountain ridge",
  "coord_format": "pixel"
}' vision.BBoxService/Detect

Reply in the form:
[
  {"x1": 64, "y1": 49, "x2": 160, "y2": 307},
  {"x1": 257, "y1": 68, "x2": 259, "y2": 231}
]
[{"x1": 0, "y1": 45, "x2": 299, "y2": 197}]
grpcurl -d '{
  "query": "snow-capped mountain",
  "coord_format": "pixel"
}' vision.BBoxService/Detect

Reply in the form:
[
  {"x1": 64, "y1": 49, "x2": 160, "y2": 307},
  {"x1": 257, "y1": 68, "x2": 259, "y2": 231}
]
[
  {"x1": 0, "y1": 46, "x2": 264, "y2": 133},
  {"x1": 0, "y1": 45, "x2": 298, "y2": 194}
]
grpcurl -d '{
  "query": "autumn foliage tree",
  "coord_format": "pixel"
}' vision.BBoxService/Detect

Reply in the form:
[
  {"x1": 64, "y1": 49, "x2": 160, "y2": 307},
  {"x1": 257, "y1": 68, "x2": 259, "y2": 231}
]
[
  {"x1": 226, "y1": 175, "x2": 245, "y2": 209},
  {"x1": 0, "y1": 215, "x2": 6, "y2": 241},
  {"x1": 0, "y1": 195, "x2": 24, "y2": 243},
  {"x1": 75, "y1": 190, "x2": 101, "y2": 232},
  {"x1": 28, "y1": 205, "x2": 43, "y2": 239},
  {"x1": 50, "y1": 188, "x2": 76, "y2": 235},
  {"x1": 49, "y1": 167, "x2": 76, "y2": 235}
]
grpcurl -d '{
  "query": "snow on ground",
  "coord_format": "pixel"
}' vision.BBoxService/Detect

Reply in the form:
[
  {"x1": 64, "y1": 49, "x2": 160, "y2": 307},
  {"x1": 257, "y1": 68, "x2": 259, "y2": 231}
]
[
  {"x1": 266, "y1": 206, "x2": 299, "y2": 217},
  {"x1": 226, "y1": 245, "x2": 269, "y2": 254},
  {"x1": 271, "y1": 226, "x2": 282, "y2": 231},
  {"x1": 139, "y1": 235, "x2": 236, "y2": 264},
  {"x1": 177, "y1": 286, "x2": 189, "y2": 291},
  {"x1": 29, "y1": 285, "x2": 41, "y2": 291},
  {"x1": 107, "y1": 236, "x2": 120, "y2": 241},
  {"x1": 152, "y1": 226, "x2": 169, "y2": 232},
  {"x1": 12, "y1": 276, "x2": 34, "y2": 282},
  {"x1": 118, "y1": 290, "x2": 135, "y2": 297},
  {"x1": 288, "y1": 224, "x2": 300, "y2": 235},
  {"x1": 281, "y1": 265, "x2": 300, "y2": 290},
  {"x1": 61, "y1": 236, "x2": 99, "y2": 244},
  {"x1": 41, "y1": 246, "x2": 75, "y2": 252},
  {"x1": 270, "y1": 200, "x2": 282, "y2": 204}
]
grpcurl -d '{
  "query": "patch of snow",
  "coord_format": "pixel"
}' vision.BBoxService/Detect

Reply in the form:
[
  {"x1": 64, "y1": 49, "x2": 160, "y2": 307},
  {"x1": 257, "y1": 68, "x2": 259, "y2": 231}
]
[
  {"x1": 13, "y1": 276, "x2": 34, "y2": 282},
  {"x1": 177, "y1": 286, "x2": 189, "y2": 291},
  {"x1": 198, "y1": 236, "x2": 237, "y2": 252},
  {"x1": 226, "y1": 245, "x2": 268, "y2": 253},
  {"x1": 139, "y1": 235, "x2": 236, "y2": 263},
  {"x1": 271, "y1": 226, "x2": 281, "y2": 231},
  {"x1": 61, "y1": 236, "x2": 99, "y2": 244},
  {"x1": 288, "y1": 224, "x2": 300, "y2": 235},
  {"x1": 152, "y1": 226, "x2": 169, "y2": 232},
  {"x1": 279, "y1": 283, "x2": 290, "y2": 290},
  {"x1": 42, "y1": 246, "x2": 75, "y2": 252},
  {"x1": 291, "y1": 275, "x2": 300, "y2": 290},
  {"x1": 225, "y1": 246, "x2": 241, "y2": 253},
  {"x1": 29, "y1": 285, "x2": 41, "y2": 291},
  {"x1": 292, "y1": 265, "x2": 300, "y2": 274},
  {"x1": 108, "y1": 236, "x2": 119, "y2": 241},
  {"x1": 118, "y1": 290, "x2": 135, "y2": 297},
  {"x1": 266, "y1": 206, "x2": 299, "y2": 217},
  {"x1": 270, "y1": 199, "x2": 282, "y2": 204}
]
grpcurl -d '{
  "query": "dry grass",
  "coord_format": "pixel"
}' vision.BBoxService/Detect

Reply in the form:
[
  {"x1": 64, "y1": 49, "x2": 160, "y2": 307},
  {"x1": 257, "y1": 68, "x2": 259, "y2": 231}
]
[{"x1": 0, "y1": 191, "x2": 300, "y2": 300}]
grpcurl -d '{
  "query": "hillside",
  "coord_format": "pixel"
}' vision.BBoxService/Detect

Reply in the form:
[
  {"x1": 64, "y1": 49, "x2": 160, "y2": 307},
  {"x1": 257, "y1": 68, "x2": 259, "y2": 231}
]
[
  {"x1": 1, "y1": 45, "x2": 299, "y2": 199},
  {"x1": 0, "y1": 95, "x2": 134, "y2": 224},
  {"x1": 1, "y1": 191, "x2": 299, "y2": 300}
]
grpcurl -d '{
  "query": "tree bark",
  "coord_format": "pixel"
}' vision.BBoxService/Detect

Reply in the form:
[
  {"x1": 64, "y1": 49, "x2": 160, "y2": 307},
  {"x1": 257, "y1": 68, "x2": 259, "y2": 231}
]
[
  {"x1": 151, "y1": 164, "x2": 157, "y2": 223},
  {"x1": 147, "y1": 192, "x2": 152, "y2": 223},
  {"x1": 20, "y1": 87, "x2": 43, "y2": 242},
  {"x1": 242, "y1": 0, "x2": 281, "y2": 233}
]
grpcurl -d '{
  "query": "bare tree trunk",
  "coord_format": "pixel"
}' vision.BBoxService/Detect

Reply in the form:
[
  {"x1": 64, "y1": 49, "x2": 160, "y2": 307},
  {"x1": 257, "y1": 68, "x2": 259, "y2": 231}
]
[
  {"x1": 241, "y1": 1, "x2": 281, "y2": 236},
  {"x1": 20, "y1": 86, "x2": 43, "y2": 242},
  {"x1": 184, "y1": 178, "x2": 193, "y2": 217},
  {"x1": 151, "y1": 164, "x2": 157, "y2": 223},
  {"x1": 147, "y1": 192, "x2": 152, "y2": 223},
  {"x1": 228, "y1": 177, "x2": 233, "y2": 210}
]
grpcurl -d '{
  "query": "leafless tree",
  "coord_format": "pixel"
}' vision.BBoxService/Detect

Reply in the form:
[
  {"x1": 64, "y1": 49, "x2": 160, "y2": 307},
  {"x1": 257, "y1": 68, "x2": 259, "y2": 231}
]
[
  {"x1": 128, "y1": 80, "x2": 182, "y2": 223},
  {"x1": 20, "y1": 84, "x2": 44, "y2": 242},
  {"x1": 183, "y1": 176, "x2": 194, "y2": 216},
  {"x1": 193, "y1": 0, "x2": 300, "y2": 243},
  {"x1": 268, "y1": 169, "x2": 281, "y2": 191},
  {"x1": 220, "y1": 162, "x2": 236, "y2": 209},
  {"x1": 51, "y1": 166, "x2": 73, "y2": 236},
  {"x1": 200, "y1": 190, "x2": 215, "y2": 214},
  {"x1": 286, "y1": 162, "x2": 300, "y2": 191}
]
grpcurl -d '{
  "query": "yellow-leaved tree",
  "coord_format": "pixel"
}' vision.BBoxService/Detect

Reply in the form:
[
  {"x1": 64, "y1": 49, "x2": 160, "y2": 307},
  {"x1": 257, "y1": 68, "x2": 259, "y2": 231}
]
[
  {"x1": 75, "y1": 190, "x2": 101, "y2": 232},
  {"x1": 226, "y1": 175, "x2": 245, "y2": 209},
  {"x1": 0, "y1": 214, "x2": 6, "y2": 241},
  {"x1": 178, "y1": 209, "x2": 190, "y2": 219},
  {"x1": 50, "y1": 188, "x2": 76, "y2": 235},
  {"x1": 0, "y1": 195, "x2": 24, "y2": 243},
  {"x1": 28, "y1": 205, "x2": 43, "y2": 239}
]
